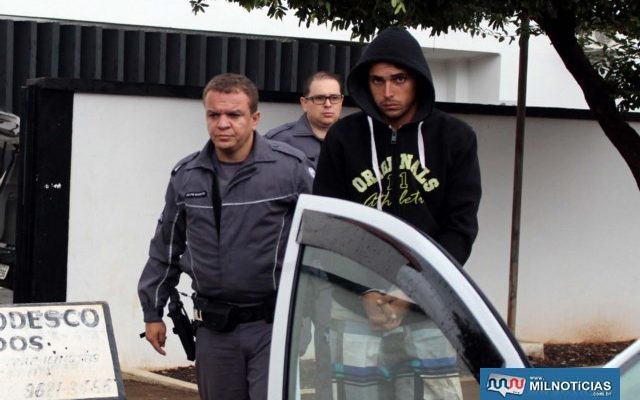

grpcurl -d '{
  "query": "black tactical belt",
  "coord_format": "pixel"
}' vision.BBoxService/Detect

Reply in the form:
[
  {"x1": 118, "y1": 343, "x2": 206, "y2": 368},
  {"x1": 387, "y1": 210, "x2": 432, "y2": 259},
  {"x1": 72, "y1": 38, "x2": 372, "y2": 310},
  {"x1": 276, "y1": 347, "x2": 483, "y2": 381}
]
[{"x1": 193, "y1": 294, "x2": 275, "y2": 333}]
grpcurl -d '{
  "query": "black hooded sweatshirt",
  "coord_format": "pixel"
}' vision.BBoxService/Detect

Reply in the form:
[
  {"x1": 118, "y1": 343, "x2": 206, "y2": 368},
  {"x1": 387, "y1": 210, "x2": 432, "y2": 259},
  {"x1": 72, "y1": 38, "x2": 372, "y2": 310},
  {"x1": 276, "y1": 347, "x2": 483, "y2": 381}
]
[{"x1": 313, "y1": 27, "x2": 481, "y2": 266}]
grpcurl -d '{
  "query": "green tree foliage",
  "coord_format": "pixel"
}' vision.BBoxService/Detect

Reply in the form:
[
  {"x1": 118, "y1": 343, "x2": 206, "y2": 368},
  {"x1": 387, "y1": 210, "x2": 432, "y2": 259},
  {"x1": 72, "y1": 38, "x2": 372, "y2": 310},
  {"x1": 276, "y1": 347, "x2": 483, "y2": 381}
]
[{"x1": 191, "y1": 0, "x2": 640, "y2": 188}]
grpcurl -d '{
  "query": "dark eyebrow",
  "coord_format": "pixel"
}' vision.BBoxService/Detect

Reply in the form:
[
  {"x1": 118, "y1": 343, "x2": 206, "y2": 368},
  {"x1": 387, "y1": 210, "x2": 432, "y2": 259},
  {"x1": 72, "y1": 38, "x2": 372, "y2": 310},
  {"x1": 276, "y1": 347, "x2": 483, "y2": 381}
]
[
  {"x1": 368, "y1": 73, "x2": 409, "y2": 80},
  {"x1": 207, "y1": 109, "x2": 243, "y2": 115}
]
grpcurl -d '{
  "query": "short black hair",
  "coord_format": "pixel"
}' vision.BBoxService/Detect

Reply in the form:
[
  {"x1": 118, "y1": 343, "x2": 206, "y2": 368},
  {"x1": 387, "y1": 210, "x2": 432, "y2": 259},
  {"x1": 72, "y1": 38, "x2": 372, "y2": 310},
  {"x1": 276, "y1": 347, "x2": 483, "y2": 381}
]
[{"x1": 202, "y1": 73, "x2": 259, "y2": 113}]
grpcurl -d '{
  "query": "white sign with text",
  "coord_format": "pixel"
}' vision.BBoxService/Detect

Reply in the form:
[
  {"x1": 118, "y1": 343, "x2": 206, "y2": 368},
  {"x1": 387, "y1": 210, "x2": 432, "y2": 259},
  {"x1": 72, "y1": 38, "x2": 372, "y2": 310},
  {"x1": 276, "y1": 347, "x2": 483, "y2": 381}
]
[{"x1": 0, "y1": 302, "x2": 124, "y2": 399}]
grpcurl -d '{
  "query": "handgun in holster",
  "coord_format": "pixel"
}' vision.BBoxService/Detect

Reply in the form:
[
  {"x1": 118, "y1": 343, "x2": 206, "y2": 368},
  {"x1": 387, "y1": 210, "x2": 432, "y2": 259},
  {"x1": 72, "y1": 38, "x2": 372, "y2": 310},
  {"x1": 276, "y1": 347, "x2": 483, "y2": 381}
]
[{"x1": 167, "y1": 288, "x2": 196, "y2": 361}]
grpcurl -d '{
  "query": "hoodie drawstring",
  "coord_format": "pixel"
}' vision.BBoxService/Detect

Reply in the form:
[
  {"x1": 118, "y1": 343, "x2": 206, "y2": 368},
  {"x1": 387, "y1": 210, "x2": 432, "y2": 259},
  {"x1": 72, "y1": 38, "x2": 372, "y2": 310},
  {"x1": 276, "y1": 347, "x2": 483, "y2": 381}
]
[
  {"x1": 368, "y1": 116, "x2": 384, "y2": 211},
  {"x1": 417, "y1": 121, "x2": 425, "y2": 168},
  {"x1": 368, "y1": 117, "x2": 426, "y2": 211}
]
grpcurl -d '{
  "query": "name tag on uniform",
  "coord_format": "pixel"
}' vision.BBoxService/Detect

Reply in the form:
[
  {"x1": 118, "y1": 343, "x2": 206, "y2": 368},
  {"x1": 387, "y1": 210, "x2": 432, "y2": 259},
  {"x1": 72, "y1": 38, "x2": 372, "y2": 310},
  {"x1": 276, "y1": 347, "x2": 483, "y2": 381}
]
[{"x1": 185, "y1": 191, "x2": 207, "y2": 198}]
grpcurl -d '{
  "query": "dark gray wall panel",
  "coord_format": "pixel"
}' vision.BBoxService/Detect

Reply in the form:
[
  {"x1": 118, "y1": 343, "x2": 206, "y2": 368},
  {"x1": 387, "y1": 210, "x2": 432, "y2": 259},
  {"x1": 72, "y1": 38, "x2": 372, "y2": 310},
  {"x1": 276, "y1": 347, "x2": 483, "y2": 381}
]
[
  {"x1": 186, "y1": 34, "x2": 206, "y2": 87},
  {"x1": 264, "y1": 40, "x2": 281, "y2": 91},
  {"x1": 297, "y1": 42, "x2": 319, "y2": 93},
  {"x1": 145, "y1": 32, "x2": 167, "y2": 84},
  {"x1": 206, "y1": 36, "x2": 228, "y2": 79},
  {"x1": 280, "y1": 41, "x2": 299, "y2": 93},
  {"x1": 227, "y1": 37, "x2": 246, "y2": 75},
  {"x1": 36, "y1": 23, "x2": 60, "y2": 78},
  {"x1": 0, "y1": 20, "x2": 14, "y2": 111},
  {"x1": 0, "y1": 17, "x2": 362, "y2": 114},
  {"x1": 80, "y1": 26, "x2": 102, "y2": 79},
  {"x1": 13, "y1": 22, "x2": 37, "y2": 114},
  {"x1": 16, "y1": 85, "x2": 73, "y2": 303},
  {"x1": 335, "y1": 45, "x2": 351, "y2": 86},
  {"x1": 349, "y1": 45, "x2": 364, "y2": 70},
  {"x1": 246, "y1": 39, "x2": 266, "y2": 89},
  {"x1": 166, "y1": 33, "x2": 186, "y2": 85},
  {"x1": 318, "y1": 43, "x2": 336, "y2": 74},
  {"x1": 102, "y1": 28, "x2": 124, "y2": 81},
  {"x1": 59, "y1": 25, "x2": 81, "y2": 78},
  {"x1": 124, "y1": 30, "x2": 145, "y2": 83}
]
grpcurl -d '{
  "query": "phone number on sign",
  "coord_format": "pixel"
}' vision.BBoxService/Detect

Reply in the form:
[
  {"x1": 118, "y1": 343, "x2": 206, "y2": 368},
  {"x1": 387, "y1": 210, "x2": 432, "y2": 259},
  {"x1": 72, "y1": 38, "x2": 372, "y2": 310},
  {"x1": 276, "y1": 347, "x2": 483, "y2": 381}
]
[{"x1": 24, "y1": 379, "x2": 116, "y2": 398}]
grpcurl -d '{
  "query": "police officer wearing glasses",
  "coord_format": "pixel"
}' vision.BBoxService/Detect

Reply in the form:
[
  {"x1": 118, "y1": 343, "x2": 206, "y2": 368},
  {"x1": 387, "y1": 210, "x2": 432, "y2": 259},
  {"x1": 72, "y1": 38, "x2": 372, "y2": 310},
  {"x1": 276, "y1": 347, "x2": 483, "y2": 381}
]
[{"x1": 265, "y1": 71, "x2": 344, "y2": 165}]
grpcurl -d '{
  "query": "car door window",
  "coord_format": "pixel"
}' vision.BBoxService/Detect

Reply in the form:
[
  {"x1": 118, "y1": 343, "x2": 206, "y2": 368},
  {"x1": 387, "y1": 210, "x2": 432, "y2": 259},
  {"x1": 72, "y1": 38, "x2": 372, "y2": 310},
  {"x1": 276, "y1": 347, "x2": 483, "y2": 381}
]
[{"x1": 284, "y1": 209, "x2": 513, "y2": 400}]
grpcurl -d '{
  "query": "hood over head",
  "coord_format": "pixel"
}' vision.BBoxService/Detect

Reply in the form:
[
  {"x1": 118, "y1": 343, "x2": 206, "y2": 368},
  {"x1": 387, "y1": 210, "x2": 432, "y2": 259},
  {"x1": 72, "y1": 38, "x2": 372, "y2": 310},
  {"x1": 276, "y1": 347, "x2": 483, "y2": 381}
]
[{"x1": 347, "y1": 27, "x2": 435, "y2": 125}]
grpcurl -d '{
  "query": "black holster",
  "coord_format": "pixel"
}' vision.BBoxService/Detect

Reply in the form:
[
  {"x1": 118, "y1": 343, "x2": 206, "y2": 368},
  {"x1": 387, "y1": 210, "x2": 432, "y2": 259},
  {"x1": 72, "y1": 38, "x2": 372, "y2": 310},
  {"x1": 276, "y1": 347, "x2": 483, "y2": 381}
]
[{"x1": 167, "y1": 289, "x2": 196, "y2": 361}]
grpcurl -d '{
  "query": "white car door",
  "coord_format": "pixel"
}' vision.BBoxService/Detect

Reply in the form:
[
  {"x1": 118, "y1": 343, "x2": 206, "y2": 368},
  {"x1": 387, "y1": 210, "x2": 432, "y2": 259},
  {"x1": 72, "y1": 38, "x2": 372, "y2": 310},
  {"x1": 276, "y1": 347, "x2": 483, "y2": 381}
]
[{"x1": 269, "y1": 194, "x2": 528, "y2": 400}]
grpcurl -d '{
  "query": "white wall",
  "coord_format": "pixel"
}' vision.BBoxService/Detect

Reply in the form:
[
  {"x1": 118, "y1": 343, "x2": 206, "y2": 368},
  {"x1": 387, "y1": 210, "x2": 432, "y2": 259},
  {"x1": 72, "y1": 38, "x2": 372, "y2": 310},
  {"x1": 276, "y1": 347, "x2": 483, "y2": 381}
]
[
  {"x1": 464, "y1": 115, "x2": 640, "y2": 343},
  {"x1": 66, "y1": 92, "x2": 639, "y2": 370},
  {"x1": 513, "y1": 118, "x2": 640, "y2": 343},
  {"x1": 468, "y1": 55, "x2": 502, "y2": 105},
  {"x1": 463, "y1": 114, "x2": 516, "y2": 317},
  {"x1": 67, "y1": 95, "x2": 206, "y2": 370},
  {"x1": 0, "y1": 0, "x2": 590, "y2": 110}
]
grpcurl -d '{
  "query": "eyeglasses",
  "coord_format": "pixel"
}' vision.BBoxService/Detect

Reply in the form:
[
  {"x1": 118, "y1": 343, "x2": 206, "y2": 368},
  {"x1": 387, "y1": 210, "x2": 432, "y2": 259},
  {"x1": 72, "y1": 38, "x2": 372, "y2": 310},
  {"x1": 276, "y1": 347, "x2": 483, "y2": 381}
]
[{"x1": 304, "y1": 94, "x2": 344, "y2": 105}]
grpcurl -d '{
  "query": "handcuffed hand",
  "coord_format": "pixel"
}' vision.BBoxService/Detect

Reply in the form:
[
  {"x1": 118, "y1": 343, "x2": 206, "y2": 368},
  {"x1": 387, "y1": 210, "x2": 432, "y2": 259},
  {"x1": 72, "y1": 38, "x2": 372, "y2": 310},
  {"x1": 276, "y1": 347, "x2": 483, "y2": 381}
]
[{"x1": 361, "y1": 290, "x2": 411, "y2": 331}]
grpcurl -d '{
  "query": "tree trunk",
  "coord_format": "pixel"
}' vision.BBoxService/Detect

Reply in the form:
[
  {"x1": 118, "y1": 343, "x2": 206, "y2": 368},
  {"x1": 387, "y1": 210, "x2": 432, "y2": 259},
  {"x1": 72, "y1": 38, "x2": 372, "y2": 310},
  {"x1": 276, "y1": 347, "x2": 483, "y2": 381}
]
[{"x1": 536, "y1": 11, "x2": 640, "y2": 190}]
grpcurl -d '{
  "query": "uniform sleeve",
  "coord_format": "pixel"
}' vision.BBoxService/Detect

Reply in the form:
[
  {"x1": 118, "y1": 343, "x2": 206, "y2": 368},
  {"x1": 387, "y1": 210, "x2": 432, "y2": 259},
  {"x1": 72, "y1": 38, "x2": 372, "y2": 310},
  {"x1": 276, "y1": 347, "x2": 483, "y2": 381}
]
[
  {"x1": 313, "y1": 128, "x2": 349, "y2": 199},
  {"x1": 137, "y1": 178, "x2": 186, "y2": 322},
  {"x1": 435, "y1": 132, "x2": 482, "y2": 266}
]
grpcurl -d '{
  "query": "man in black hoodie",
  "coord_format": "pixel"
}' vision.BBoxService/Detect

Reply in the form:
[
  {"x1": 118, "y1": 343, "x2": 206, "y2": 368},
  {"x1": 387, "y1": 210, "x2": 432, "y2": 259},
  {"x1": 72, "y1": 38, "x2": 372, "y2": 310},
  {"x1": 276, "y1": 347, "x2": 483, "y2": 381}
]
[
  {"x1": 313, "y1": 27, "x2": 480, "y2": 399},
  {"x1": 314, "y1": 27, "x2": 481, "y2": 266}
]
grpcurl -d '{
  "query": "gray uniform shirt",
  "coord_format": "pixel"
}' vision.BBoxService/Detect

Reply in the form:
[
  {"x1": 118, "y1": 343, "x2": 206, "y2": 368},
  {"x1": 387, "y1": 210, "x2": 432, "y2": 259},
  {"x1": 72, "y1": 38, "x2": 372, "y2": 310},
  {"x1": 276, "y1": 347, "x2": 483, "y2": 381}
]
[
  {"x1": 138, "y1": 133, "x2": 314, "y2": 322},
  {"x1": 264, "y1": 114, "x2": 322, "y2": 165}
]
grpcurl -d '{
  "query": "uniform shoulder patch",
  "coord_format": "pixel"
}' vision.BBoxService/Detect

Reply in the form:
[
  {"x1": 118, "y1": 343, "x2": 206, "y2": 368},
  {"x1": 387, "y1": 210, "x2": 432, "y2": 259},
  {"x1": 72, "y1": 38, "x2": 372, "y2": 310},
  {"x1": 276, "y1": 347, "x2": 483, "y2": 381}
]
[
  {"x1": 269, "y1": 140, "x2": 306, "y2": 162},
  {"x1": 307, "y1": 166, "x2": 316, "y2": 179},
  {"x1": 171, "y1": 151, "x2": 199, "y2": 175}
]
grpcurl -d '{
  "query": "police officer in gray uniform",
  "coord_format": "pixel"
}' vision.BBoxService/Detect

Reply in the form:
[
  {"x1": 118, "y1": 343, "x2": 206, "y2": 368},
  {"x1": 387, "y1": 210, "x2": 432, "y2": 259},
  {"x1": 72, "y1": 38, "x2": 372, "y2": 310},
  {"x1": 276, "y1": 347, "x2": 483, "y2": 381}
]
[
  {"x1": 265, "y1": 71, "x2": 343, "y2": 400},
  {"x1": 265, "y1": 71, "x2": 344, "y2": 164},
  {"x1": 138, "y1": 73, "x2": 314, "y2": 400}
]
